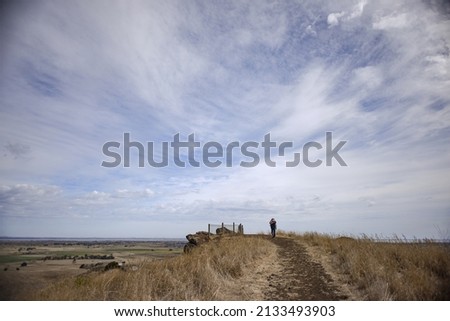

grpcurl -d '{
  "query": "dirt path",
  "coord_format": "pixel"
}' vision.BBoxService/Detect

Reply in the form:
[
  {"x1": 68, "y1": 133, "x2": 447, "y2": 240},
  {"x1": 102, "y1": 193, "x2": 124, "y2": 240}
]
[{"x1": 264, "y1": 236, "x2": 348, "y2": 300}]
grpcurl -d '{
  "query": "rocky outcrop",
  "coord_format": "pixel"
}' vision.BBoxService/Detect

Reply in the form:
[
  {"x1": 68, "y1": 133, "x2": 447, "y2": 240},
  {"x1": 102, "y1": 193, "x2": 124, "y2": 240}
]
[
  {"x1": 183, "y1": 242, "x2": 197, "y2": 253},
  {"x1": 186, "y1": 231, "x2": 210, "y2": 245},
  {"x1": 183, "y1": 226, "x2": 244, "y2": 253},
  {"x1": 184, "y1": 231, "x2": 211, "y2": 253},
  {"x1": 216, "y1": 226, "x2": 233, "y2": 235}
]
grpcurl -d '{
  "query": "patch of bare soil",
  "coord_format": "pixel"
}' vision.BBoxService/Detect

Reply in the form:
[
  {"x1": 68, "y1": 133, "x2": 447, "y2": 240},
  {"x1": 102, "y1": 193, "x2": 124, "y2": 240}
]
[
  {"x1": 265, "y1": 237, "x2": 348, "y2": 300},
  {"x1": 220, "y1": 240, "x2": 281, "y2": 300}
]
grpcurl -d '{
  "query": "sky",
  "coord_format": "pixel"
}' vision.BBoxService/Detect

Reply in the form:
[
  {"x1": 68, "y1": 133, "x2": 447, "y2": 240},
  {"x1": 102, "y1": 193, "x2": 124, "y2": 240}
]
[{"x1": 0, "y1": 0, "x2": 449, "y2": 239}]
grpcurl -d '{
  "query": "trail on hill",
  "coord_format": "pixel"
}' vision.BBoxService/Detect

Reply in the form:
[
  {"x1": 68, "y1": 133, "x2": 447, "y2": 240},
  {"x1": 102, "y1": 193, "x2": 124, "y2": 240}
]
[
  {"x1": 224, "y1": 236, "x2": 349, "y2": 300},
  {"x1": 264, "y1": 237, "x2": 348, "y2": 300}
]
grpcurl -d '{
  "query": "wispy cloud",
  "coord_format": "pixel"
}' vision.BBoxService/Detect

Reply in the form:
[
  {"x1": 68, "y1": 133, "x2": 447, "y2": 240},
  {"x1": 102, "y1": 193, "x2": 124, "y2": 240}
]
[{"x1": 0, "y1": 0, "x2": 449, "y2": 238}]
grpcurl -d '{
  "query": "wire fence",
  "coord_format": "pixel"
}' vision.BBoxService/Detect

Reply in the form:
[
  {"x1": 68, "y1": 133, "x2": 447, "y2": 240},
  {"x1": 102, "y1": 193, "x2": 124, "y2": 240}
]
[{"x1": 208, "y1": 223, "x2": 244, "y2": 235}]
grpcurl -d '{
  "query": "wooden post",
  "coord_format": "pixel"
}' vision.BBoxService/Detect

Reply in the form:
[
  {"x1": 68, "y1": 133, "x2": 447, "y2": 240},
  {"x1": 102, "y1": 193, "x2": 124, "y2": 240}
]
[
  {"x1": 233, "y1": 222, "x2": 235, "y2": 233},
  {"x1": 208, "y1": 224, "x2": 210, "y2": 235}
]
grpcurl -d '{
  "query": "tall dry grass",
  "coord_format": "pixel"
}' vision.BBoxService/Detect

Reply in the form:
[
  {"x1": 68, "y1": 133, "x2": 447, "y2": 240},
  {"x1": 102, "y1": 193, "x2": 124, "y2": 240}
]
[
  {"x1": 36, "y1": 235, "x2": 274, "y2": 300},
  {"x1": 289, "y1": 232, "x2": 450, "y2": 300}
]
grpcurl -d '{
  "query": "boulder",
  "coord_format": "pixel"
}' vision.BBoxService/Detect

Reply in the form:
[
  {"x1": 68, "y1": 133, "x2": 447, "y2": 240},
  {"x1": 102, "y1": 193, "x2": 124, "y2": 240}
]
[
  {"x1": 183, "y1": 242, "x2": 197, "y2": 254},
  {"x1": 186, "y1": 231, "x2": 211, "y2": 246},
  {"x1": 216, "y1": 226, "x2": 233, "y2": 235},
  {"x1": 184, "y1": 231, "x2": 212, "y2": 253}
]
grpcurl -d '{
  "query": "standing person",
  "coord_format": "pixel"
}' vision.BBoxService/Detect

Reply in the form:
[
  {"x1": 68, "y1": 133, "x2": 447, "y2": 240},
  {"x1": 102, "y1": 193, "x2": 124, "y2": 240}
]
[{"x1": 269, "y1": 218, "x2": 277, "y2": 238}]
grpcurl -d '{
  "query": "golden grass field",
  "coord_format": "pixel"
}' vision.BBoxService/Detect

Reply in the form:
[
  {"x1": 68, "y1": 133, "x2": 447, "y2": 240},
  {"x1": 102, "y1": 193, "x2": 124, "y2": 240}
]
[
  {"x1": 284, "y1": 232, "x2": 450, "y2": 300},
  {"x1": 1, "y1": 233, "x2": 449, "y2": 300},
  {"x1": 36, "y1": 236, "x2": 275, "y2": 300}
]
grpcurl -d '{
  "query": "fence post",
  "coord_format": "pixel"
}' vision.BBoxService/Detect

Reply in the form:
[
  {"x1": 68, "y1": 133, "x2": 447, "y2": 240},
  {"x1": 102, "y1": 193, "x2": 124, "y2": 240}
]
[
  {"x1": 233, "y1": 222, "x2": 235, "y2": 233},
  {"x1": 208, "y1": 224, "x2": 210, "y2": 235}
]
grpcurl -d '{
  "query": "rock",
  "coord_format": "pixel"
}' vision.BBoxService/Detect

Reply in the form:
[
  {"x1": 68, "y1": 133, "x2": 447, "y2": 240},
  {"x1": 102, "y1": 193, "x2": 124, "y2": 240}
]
[
  {"x1": 184, "y1": 231, "x2": 212, "y2": 253},
  {"x1": 183, "y1": 242, "x2": 197, "y2": 253},
  {"x1": 216, "y1": 226, "x2": 233, "y2": 235},
  {"x1": 186, "y1": 231, "x2": 211, "y2": 246},
  {"x1": 20, "y1": 262, "x2": 27, "y2": 267}
]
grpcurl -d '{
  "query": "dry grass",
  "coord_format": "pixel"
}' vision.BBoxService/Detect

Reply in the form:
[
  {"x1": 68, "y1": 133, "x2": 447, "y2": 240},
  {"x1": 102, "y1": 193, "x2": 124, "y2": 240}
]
[
  {"x1": 283, "y1": 231, "x2": 450, "y2": 300},
  {"x1": 36, "y1": 236, "x2": 273, "y2": 300}
]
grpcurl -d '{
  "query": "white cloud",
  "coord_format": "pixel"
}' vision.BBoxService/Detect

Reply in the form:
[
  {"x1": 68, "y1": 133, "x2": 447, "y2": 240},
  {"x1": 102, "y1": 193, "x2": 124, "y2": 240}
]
[
  {"x1": 327, "y1": 0, "x2": 367, "y2": 27},
  {"x1": 351, "y1": 65, "x2": 383, "y2": 90},
  {"x1": 305, "y1": 25, "x2": 317, "y2": 36},
  {"x1": 373, "y1": 12, "x2": 409, "y2": 30},
  {"x1": 348, "y1": 0, "x2": 367, "y2": 19},
  {"x1": 327, "y1": 12, "x2": 345, "y2": 27}
]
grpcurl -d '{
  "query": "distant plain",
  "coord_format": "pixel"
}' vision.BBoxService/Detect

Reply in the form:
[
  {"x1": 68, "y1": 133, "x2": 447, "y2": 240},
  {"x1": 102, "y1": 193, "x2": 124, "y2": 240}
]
[{"x1": 0, "y1": 239, "x2": 184, "y2": 300}]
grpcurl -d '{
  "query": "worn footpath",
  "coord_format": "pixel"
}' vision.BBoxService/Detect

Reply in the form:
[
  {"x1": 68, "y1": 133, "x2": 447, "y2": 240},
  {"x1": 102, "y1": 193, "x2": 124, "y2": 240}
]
[{"x1": 265, "y1": 236, "x2": 348, "y2": 300}]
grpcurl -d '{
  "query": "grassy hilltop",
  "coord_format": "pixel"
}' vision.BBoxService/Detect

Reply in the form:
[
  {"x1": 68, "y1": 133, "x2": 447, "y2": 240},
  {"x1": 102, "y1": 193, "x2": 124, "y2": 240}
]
[
  {"x1": 2, "y1": 233, "x2": 448, "y2": 300},
  {"x1": 290, "y1": 232, "x2": 450, "y2": 300},
  {"x1": 37, "y1": 236, "x2": 275, "y2": 300}
]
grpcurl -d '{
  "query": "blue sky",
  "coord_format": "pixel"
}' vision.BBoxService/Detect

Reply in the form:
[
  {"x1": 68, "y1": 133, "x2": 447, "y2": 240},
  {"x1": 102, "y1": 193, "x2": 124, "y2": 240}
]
[{"x1": 0, "y1": 0, "x2": 449, "y2": 238}]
